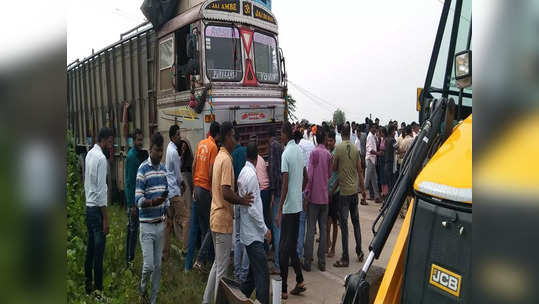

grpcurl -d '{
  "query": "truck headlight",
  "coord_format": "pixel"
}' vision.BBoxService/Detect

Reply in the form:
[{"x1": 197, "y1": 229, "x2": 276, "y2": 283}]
[{"x1": 455, "y1": 50, "x2": 472, "y2": 89}]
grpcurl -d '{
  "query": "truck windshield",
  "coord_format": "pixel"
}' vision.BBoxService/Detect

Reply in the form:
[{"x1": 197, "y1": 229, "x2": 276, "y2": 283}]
[
  {"x1": 205, "y1": 25, "x2": 243, "y2": 81},
  {"x1": 253, "y1": 32, "x2": 279, "y2": 83}
]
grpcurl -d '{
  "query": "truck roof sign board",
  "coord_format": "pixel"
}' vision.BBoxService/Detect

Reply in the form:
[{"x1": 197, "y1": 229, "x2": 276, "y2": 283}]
[
  {"x1": 253, "y1": 5, "x2": 275, "y2": 24},
  {"x1": 207, "y1": 0, "x2": 240, "y2": 13}
]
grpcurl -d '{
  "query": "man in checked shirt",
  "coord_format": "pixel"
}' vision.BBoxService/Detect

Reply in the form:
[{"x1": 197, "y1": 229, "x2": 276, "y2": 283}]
[{"x1": 135, "y1": 132, "x2": 169, "y2": 304}]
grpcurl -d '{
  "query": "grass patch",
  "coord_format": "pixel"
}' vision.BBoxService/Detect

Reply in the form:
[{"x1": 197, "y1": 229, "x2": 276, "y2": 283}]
[{"x1": 67, "y1": 132, "x2": 206, "y2": 303}]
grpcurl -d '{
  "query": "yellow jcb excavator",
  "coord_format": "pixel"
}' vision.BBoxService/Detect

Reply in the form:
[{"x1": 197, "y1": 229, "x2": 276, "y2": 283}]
[{"x1": 342, "y1": 0, "x2": 472, "y2": 303}]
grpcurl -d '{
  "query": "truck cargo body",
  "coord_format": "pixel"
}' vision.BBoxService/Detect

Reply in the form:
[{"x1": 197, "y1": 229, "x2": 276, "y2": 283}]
[{"x1": 67, "y1": 0, "x2": 286, "y2": 201}]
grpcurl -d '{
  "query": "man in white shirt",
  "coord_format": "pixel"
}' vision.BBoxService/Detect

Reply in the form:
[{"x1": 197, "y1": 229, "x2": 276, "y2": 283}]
[
  {"x1": 412, "y1": 121, "x2": 420, "y2": 138},
  {"x1": 365, "y1": 124, "x2": 382, "y2": 204},
  {"x1": 350, "y1": 122, "x2": 358, "y2": 145},
  {"x1": 335, "y1": 125, "x2": 343, "y2": 145},
  {"x1": 84, "y1": 127, "x2": 113, "y2": 297},
  {"x1": 164, "y1": 125, "x2": 187, "y2": 260},
  {"x1": 238, "y1": 142, "x2": 271, "y2": 304},
  {"x1": 297, "y1": 136, "x2": 314, "y2": 259}
]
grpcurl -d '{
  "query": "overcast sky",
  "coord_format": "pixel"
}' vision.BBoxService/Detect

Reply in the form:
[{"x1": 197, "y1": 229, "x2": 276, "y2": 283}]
[{"x1": 67, "y1": 0, "x2": 444, "y2": 125}]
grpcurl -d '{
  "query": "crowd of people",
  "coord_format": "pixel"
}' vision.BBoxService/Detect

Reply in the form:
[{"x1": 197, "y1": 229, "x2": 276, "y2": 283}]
[{"x1": 82, "y1": 116, "x2": 419, "y2": 304}]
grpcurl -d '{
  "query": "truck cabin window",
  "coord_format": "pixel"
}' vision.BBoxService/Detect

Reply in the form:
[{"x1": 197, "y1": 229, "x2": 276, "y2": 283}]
[
  {"x1": 205, "y1": 25, "x2": 243, "y2": 82},
  {"x1": 159, "y1": 38, "x2": 174, "y2": 70},
  {"x1": 159, "y1": 37, "x2": 174, "y2": 91},
  {"x1": 176, "y1": 25, "x2": 200, "y2": 92},
  {"x1": 253, "y1": 32, "x2": 279, "y2": 84}
]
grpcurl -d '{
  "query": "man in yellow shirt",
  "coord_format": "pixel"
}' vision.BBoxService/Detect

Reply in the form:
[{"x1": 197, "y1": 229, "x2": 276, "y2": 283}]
[{"x1": 202, "y1": 122, "x2": 253, "y2": 304}]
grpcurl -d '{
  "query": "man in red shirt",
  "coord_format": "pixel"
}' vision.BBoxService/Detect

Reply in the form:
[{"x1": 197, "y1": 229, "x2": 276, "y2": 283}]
[{"x1": 303, "y1": 127, "x2": 332, "y2": 272}]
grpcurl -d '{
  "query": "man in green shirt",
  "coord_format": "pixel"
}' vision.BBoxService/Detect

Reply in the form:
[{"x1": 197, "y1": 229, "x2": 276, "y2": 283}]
[
  {"x1": 332, "y1": 124, "x2": 366, "y2": 268},
  {"x1": 124, "y1": 128, "x2": 147, "y2": 266}
]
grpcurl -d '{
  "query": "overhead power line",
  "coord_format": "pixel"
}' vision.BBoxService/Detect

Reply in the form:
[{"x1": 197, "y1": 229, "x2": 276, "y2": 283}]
[{"x1": 288, "y1": 80, "x2": 339, "y2": 111}]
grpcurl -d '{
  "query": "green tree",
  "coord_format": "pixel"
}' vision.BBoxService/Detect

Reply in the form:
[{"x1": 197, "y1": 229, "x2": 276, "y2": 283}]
[
  {"x1": 286, "y1": 94, "x2": 298, "y2": 122},
  {"x1": 333, "y1": 108, "x2": 346, "y2": 126}
]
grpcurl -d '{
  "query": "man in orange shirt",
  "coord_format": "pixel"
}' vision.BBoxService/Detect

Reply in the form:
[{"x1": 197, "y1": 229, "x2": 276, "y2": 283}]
[
  {"x1": 202, "y1": 122, "x2": 253, "y2": 304},
  {"x1": 185, "y1": 122, "x2": 220, "y2": 272}
]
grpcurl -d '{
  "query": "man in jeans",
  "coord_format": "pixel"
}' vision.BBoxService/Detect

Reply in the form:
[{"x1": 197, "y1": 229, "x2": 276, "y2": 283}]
[
  {"x1": 124, "y1": 128, "x2": 146, "y2": 267},
  {"x1": 256, "y1": 151, "x2": 272, "y2": 253},
  {"x1": 185, "y1": 122, "x2": 219, "y2": 272},
  {"x1": 268, "y1": 125, "x2": 283, "y2": 274},
  {"x1": 303, "y1": 127, "x2": 332, "y2": 272},
  {"x1": 238, "y1": 142, "x2": 272, "y2": 304},
  {"x1": 276, "y1": 122, "x2": 308, "y2": 299},
  {"x1": 135, "y1": 132, "x2": 169, "y2": 304},
  {"x1": 297, "y1": 133, "x2": 314, "y2": 260},
  {"x1": 202, "y1": 122, "x2": 253, "y2": 304},
  {"x1": 231, "y1": 135, "x2": 249, "y2": 283},
  {"x1": 366, "y1": 124, "x2": 382, "y2": 204},
  {"x1": 163, "y1": 125, "x2": 187, "y2": 261},
  {"x1": 84, "y1": 127, "x2": 113, "y2": 297},
  {"x1": 333, "y1": 125, "x2": 367, "y2": 268}
]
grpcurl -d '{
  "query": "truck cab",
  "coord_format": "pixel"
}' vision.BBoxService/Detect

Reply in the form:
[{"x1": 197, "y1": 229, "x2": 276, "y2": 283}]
[{"x1": 155, "y1": 0, "x2": 287, "y2": 160}]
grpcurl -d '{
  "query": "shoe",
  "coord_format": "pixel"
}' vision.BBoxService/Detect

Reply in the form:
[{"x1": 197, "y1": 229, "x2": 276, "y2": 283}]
[
  {"x1": 302, "y1": 262, "x2": 311, "y2": 272},
  {"x1": 140, "y1": 292, "x2": 150, "y2": 304},
  {"x1": 360, "y1": 199, "x2": 368, "y2": 205},
  {"x1": 375, "y1": 198, "x2": 382, "y2": 204},
  {"x1": 318, "y1": 264, "x2": 326, "y2": 272},
  {"x1": 93, "y1": 290, "x2": 105, "y2": 303},
  {"x1": 333, "y1": 260, "x2": 349, "y2": 267},
  {"x1": 193, "y1": 262, "x2": 208, "y2": 274},
  {"x1": 358, "y1": 251, "x2": 365, "y2": 262}
]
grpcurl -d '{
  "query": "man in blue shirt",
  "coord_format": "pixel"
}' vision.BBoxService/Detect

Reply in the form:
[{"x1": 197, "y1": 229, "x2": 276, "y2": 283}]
[
  {"x1": 135, "y1": 132, "x2": 169, "y2": 304},
  {"x1": 275, "y1": 122, "x2": 308, "y2": 299},
  {"x1": 124, "y1": 128, "x2": 146, "y2": 266}
]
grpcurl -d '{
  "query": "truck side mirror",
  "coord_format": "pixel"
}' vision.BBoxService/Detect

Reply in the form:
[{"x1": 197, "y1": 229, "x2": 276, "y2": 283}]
[
  {"x1": 279, "y1": 47, "x2": 287, "y2": 83},
  {"x1": 455, "y1": 50, "x2": 472, "y2": 89}
]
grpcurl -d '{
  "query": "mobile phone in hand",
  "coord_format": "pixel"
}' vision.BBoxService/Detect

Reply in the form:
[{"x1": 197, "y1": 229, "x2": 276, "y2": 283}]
[{"x1": 161, "y1": 190, "x2": 169, "y2": 198}]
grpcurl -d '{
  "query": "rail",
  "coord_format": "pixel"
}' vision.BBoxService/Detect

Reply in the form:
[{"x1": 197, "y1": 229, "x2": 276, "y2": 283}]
[{"x1": 67, "y1": 21, "x2": 154, "y2": 72}]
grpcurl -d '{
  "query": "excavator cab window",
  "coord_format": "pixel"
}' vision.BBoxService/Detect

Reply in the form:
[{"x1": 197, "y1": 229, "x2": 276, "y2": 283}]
[{"x1": 420, "y1": 0, "x2": 472, "y2": 124}]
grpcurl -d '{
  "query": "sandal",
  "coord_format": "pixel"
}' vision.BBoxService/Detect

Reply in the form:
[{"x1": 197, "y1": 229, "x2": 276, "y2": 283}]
[
  {"x1": 290, "y1": 284, "x2": 306, "y2": 295},
  {"x1": 358, "y1": 252, "x2": 365, "y2": 262},
  {"x1": 270, "y1": 267, "x2": 281, "y2": 275},
  {"x1": 333, "y1": 260, "x2": 349, "y2": 267}
]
